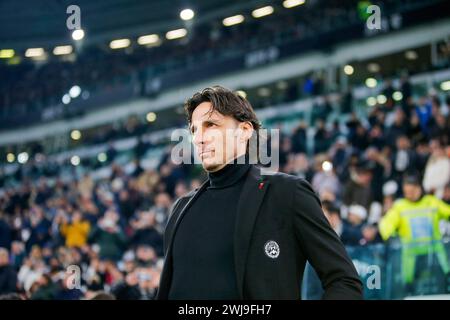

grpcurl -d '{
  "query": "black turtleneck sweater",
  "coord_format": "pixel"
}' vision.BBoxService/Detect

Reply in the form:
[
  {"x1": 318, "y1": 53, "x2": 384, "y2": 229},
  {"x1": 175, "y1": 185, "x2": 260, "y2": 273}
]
[{"x1": 168, "y1": 160, "x2": 251, "y2": 300}]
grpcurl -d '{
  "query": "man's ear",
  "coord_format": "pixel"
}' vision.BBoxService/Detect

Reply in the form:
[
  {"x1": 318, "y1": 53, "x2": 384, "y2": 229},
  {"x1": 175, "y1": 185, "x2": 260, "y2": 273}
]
[{"x1": 238, "y1": 121, "x2": 254, "y2": 142}]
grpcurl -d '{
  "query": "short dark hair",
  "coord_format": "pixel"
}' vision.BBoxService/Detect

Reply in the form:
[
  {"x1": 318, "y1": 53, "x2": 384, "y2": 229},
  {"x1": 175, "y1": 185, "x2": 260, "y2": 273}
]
[
  {"x1": 184, "y1": 86, "x2": 261, "y2": 131},
  {"x1": 402, "y1": 174, "x2": 421, "y2": 186},
  {"x1": 322, "y1": 200, "x2": 341, "y2": 217}
]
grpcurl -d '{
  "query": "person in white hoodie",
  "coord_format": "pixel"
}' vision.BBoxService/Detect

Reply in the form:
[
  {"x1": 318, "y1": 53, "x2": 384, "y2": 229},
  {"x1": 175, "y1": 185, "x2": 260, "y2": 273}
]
[{"x1": 423, "y1": 139, "x2": 450, "y2": 199}]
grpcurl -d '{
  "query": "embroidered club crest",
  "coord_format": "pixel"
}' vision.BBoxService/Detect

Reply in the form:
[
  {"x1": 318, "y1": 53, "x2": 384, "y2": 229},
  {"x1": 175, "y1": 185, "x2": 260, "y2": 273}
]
[{"x1": 264, "y1": 240, "x2": 280, "y2": 259}]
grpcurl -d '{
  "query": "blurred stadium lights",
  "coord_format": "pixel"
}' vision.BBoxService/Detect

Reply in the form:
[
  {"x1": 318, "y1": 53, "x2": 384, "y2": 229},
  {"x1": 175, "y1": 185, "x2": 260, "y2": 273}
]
[
  {"x1": 235, "y1": 90, "x2": 247, "y2": 99},
  {"x1": 69, "y1": 85, "x2": 81, "y2": 98},
  {"x1": 376, "y1": 94, "x2": 387, "y2": 104},
  {"x1": 322, "y1": 161, "x2": 333, "y2": 172},
  {"x1": 393, "y1": 91, "x2": 403, "y2": 101},
  {"x1": 165, "y1": 28, "x2": 187, "y2": 40},
  {"x1": 366, "y1": 97, "x2": 377, "y2": 106},
  {"x1": 137, "y1": 34, "x2": 160, "y2": 45},
  {"x1": 283, "y1": 0, "x2": 306, "y2": 9},
  {"x1": 17, "y1": 152, "x2": 29, "y2": 164},
  {"x1": 97, "y1": 152, "x2": 108, "y2": 163},
  {"x1": 62, "y1": 94, "x2": 71, "y2": 105},
  {"x1": 6, "y1": 153, "x2": 15, "y2": 163},
  {"x1": 405, "y1": 50, "x2": 418, "y2": 60},
  {"x1": 0, "y1": 49, "x2": 14, "y2": 59},
  {"x1": 222, "y1": 14, "x2": 245, "y2": 27},
  {"x1": 146, "y1": 112, "x2": 157, "y2": 122},
  {"x1": 365, "y1": 77, "x2": 378, "y2": 88},
  {"x1": 440, "y1": 80, "x2": 450, "y2": 91},
  {"x1": 72, "y1": 29, "x2": 85, "y2": 41},
  {"x1": 344, "y1": 64, "x2": 354, "y2": 75},
  {"x1": 180, "y1": 9, "x2": 195, "y2": 21},
  {"x1": 251, "y1": 6, "x2": 274, "y2": 18},
  {"x1": 70, "y1": 130, "x2": 82, "y2": 141},
  {"x1": 25, "y1": 48, "x2": 44, "y2": 58},
  {"x1": 53, "y1": 45, "x2": 73, "y2": 55},
  {"x1": 0, "y1": 0, "x2": 309, "y2": 60},
  {"x1": 0, "y1": 2, "x2": 312, "y2": 61},
  {"x1": 70, "y1": 155, "x2": 80, "y2": 166},
  {"x1": 109, "y1": 38, "x2": 131, "y2": 49}
]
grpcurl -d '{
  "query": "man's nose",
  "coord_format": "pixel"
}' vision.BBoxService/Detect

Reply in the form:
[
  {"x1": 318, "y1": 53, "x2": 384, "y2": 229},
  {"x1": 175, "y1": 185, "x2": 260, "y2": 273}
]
[{"x1": 192, "y1": 127, "x2": 205, "y2": 146}]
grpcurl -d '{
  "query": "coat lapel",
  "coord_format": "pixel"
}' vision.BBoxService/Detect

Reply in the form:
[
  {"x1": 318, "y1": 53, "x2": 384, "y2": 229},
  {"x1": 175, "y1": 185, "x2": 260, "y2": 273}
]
[
  {"x1": 157, "y1": 178, "x2": 209, "y2": 299},
  {"x1": 169, "y1": 179, "x2": 210, "y2": 243},
  {"x1": 234, "y1": 165, "x2": 270, "y2": 299}
]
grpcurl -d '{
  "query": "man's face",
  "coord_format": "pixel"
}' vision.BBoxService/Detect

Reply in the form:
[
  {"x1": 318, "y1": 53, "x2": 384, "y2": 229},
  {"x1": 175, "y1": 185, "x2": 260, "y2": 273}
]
[
  {"x1": 190, "y1": 102, "x2": 250, "y2": 172},
  {"x1": 396, "y1": 137, "x2": 409, "y2": 150},
  {"x1": 358, "y1": 171, "x2": 373, "y2": 185},
  {"x1": 430, "y1": 140, "x2": 444, "y2": 157},
  {"x1": 348, "y1": 213, "x2": 363, "y2": 226},
  {"x1": 403, "y1": 183, "x2": 422, "y2": 202}
]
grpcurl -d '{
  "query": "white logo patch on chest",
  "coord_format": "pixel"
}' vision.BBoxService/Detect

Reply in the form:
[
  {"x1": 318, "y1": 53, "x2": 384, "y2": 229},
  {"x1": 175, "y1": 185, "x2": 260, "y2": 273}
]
[{"x1": 264, "y1": 240, "x2": 280, "y2": 259}]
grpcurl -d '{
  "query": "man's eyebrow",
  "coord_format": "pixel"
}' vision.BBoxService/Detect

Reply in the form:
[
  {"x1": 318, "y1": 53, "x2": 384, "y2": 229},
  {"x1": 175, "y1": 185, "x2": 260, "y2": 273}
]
[
  {"x1": 204, "y1": 119, "x2": 220, "y2": 124},
  {"x1": 190, "y1": 118, "x2": 221, "y2": 132}
]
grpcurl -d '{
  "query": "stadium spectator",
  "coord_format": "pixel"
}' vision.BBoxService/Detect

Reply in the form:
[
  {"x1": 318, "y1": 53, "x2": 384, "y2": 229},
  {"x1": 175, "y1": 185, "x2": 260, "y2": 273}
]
[
  {"x1": 322, "y1": 201, "x2": 343, "y2": 237},
  {"x1": 422, "y1": 139, "x2": 450, "y2": 199},
  {"x1": 0, "y1": 248, "x2": 17, "y2": 295},
  {"x1": 379, "y1": 176, "x2": 450, "y2": 288},
  {"x1": 341, "y1": 205, "x2": 377, "y2": 246},
  {"x1": 59, "y1": 210, "x2": 91, "y2": 248},
  {"x1": 343, "y1": 160, "x2": 374, "y2": 210},
  {"x1": 88, "y1": 210, "x2": 127, "y2": 261}
]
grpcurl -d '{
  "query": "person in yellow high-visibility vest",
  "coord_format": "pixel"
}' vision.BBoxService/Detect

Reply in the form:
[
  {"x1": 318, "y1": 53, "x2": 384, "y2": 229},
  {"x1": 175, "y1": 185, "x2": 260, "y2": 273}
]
[{"x1": 379, "y1": 176, "x2": 450, "y2": 285}]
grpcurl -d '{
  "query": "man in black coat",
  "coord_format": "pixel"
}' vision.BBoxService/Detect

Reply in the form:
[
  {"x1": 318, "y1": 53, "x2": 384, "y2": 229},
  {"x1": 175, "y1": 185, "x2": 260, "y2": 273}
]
[{"x1": 156, "y1": 86, "x2": 363, "y2": 300}]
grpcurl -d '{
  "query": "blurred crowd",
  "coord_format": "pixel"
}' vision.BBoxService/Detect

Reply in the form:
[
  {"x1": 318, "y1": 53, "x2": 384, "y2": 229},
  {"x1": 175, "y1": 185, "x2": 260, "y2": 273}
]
[
  {"x1": 0, "y1": 156, "x2": 199, "y2": 299},
  {"x1": 0, "y1": 0, "x2": 430, "y2": 127},
  {"x1": 0, "y1": 76, "x2": 449, "y2": 298}
]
